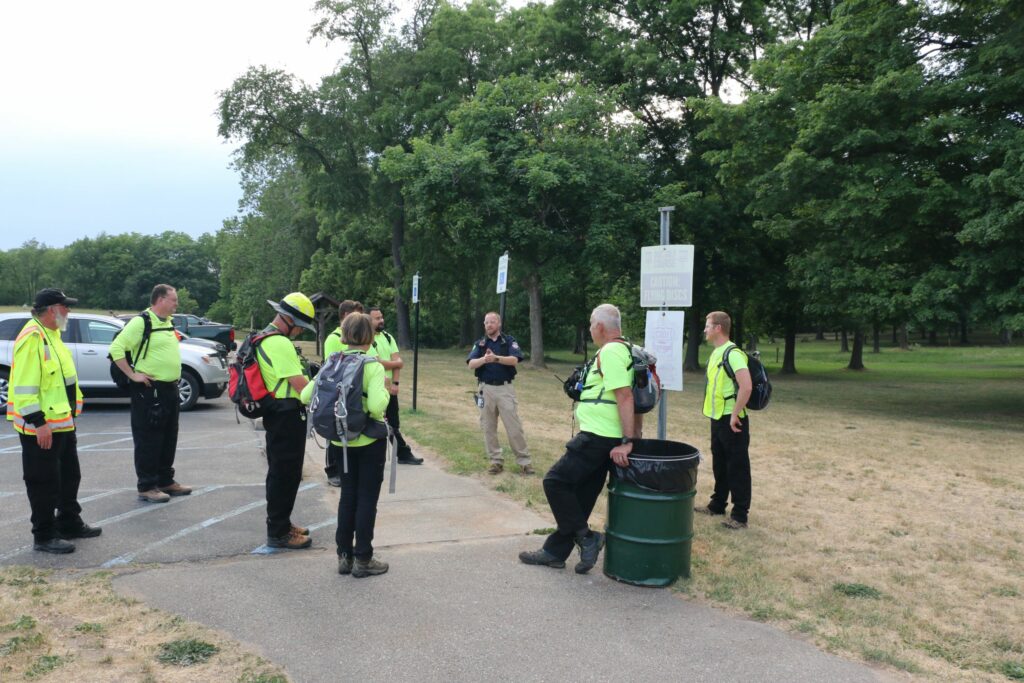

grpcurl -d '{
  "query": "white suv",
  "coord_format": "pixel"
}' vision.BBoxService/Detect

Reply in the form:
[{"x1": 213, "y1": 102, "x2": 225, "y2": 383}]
[{"x1": 0, "y1": 312, "x2": 229, "y2": 412}]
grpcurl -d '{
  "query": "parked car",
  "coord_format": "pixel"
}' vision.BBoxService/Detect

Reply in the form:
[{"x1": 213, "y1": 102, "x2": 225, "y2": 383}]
[
  {"x1": 0, "y1": 312, "x2": 229, "y2": 412},
  {"x1": 172, "y1": 314, "x2": 235, "y2": 350}
]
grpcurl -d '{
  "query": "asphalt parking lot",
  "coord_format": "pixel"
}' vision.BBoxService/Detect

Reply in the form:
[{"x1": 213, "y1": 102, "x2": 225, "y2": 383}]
[{"x1": 0, "y1": 397, "x2": 336, "y2": 567}]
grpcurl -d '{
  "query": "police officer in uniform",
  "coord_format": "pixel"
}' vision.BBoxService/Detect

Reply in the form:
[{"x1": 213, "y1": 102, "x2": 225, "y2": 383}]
[
  {"x1": 257, "y1": 292, "x2": 316, "y2": 549},
  {"x1": 466, "y1": 312, "x2": 533, "y2": 475},
  {"x1": 8, "y1": 289, "x2": 101, "y2": 553}
]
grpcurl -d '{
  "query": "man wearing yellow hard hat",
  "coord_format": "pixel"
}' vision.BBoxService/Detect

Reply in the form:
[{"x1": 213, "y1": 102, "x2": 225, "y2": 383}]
[{"x1": 257, "y1": 292, "x2": 317, "y2": 550}]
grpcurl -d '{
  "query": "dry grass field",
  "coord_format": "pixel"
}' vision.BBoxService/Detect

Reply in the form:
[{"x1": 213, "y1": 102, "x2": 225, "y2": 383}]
[
  {"x1": 0, "y1": 567, "x2": 286, "y2": 682},
  {"x1": 397, "y1": 340, "x2": 1024, "y2": 682}
]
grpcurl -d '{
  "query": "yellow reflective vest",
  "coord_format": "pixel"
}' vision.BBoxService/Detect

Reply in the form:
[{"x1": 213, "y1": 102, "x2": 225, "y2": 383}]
[{"x1": 6, "y1": 318, "x2": 83, "y2": 435}]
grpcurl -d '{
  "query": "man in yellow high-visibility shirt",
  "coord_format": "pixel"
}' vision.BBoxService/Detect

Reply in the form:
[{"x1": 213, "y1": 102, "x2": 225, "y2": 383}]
[
  {"x1": 257, "y1": 292, "x2": 316, "y2": 550},
  {"x1": 8, "y1": 289, "x2": 101, "y2": 554},
  {"x1": 110, "y1": 284, "x2": 192, "y2": 504},
  {"x1": 367, "y1": 306, "x2": 422, "y2": 465},
  {"x1": 697, "y1": 311, "x2": 753, "y2": 530}
]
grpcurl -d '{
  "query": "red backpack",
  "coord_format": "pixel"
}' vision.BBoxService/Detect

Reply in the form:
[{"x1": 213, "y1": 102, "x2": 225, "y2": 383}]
[{"x1": 228, "y1": 330, "x2": 282, "y2": 419}]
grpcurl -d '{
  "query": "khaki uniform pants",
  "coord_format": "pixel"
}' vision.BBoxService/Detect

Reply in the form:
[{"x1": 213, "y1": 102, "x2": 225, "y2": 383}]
[{"x1": 480, "y1": 383, "x2": 530, "y2": 465}]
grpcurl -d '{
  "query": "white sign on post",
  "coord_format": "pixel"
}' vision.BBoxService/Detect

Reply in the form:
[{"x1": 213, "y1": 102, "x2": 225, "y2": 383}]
[
  {"x1": 496, "y1": 254, "x2": 509, "y2": 294},
  {"x1": 645, "y1": 311, "x2": 685, "y2": 391},
  {"x1": 411, "y1": 274, "x2": 420, "y2": 303},
  {"x1": 640, "y1": 245, "x2": 694, "y2": 308}
]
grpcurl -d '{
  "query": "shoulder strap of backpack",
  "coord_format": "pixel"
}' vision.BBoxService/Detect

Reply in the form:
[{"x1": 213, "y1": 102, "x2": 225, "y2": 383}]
[
  {"x1": 383, "y1": 331, "x2": 395, "y2": 346},
  {"x1": 136, "y1": 312, "x2": 154, "y2": 360},
  {"x1": 595, "y1": 338, "x2": 631, "y2": 376},
  {"x1": 252, "y1": 330, "x2": 282, "y2": 367}
]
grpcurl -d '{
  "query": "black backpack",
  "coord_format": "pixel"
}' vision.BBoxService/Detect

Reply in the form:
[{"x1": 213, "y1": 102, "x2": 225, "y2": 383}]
[
  {"x1": 721, "y1": 344, "x2": 772, "y2": 411},
  {"x1": 108, "y1": 312, "x2": 175, "y2": 389}
]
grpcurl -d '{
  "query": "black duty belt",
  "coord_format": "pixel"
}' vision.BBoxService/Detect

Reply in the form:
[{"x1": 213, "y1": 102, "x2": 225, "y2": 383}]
[{"x1": 482, "y1": 380, "x2": 512, "y2": 386}]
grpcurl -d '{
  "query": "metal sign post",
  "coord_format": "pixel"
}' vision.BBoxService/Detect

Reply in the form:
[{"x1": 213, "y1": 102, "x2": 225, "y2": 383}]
[
  {"x1": 412, "y1": 272, "x2": 420, "y2": 411},
  {"x1": 657, "y1": 208, "x2": 673, "y2": 440},
  {"x1": 497, "y1": 251, "x2": 509, "y2": 322}
]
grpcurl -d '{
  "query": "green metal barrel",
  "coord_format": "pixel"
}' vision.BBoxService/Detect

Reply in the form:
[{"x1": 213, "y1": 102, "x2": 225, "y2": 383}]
[{"x1": 604, "y1": 440, "x2": 699, "y2": 587}]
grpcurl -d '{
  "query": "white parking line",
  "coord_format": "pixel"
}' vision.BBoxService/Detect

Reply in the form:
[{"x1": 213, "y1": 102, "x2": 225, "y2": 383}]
[
  {"x1": 0, "y1": 488, "x2": 131, "y2": 530},
  {"x1": 103, "y1": 482, "x2": 320, "y2": 567},
  {"x1": 0, "y1": 485, "x2": 224, "y2": 563},
  {"x1": 78, "y1": 437, "x2": 136, "y2": 451}
]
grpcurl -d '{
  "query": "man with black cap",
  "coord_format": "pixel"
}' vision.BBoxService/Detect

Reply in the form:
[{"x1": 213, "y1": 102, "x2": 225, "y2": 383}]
[
  {"x1": 109, "y1": 284, "x2": 192, "y2": 504},
  {"x1": 257, "y1": 292, "x2": 317, "y2": 549},
  {"x1": 8, "y1": 289, "x2": 101, "y2": 553}
]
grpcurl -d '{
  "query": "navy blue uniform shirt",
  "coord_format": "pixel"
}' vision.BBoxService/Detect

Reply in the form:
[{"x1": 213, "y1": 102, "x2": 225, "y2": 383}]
[{"x1": 466, "y1": 334, "x2": 522, "y2": 383}]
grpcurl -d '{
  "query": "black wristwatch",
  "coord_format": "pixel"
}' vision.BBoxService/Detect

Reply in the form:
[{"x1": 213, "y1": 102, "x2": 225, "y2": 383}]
[{"x1": 620, "y1": 437, "x2": 632, "y2": 445}]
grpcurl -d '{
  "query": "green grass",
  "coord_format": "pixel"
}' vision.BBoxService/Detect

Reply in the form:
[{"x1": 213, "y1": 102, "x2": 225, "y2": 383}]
[
  {"x1": 156, "y1": 638, "x2": 219, "y2": 666},
  {"x1": 833, "y1": 582, "x2": 885, "y2": 599},
  {"x1": 25, "y1": 654, "x2": 71, "y2": 679}
]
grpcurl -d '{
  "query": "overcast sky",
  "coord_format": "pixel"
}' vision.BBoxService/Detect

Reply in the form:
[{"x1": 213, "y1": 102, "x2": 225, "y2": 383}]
[{"x1": 0, "y1": 1, "x2": 343, "y2": 250}]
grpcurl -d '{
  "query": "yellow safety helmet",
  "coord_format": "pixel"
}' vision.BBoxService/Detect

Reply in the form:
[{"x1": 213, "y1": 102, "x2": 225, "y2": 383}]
[{"x1": 268, "y1": 292, "x2": 316, "y2": 331}]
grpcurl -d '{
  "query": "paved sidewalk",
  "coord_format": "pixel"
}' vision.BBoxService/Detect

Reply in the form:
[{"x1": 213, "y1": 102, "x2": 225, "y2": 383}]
[{"x1": 114, "y1": 447, "x2": 889, "y2": 683}]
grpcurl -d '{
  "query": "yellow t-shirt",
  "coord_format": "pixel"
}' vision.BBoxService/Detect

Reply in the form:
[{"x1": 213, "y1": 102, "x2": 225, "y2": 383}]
[
  {"x1": 256, "y1": 326, "x2": 307, "y2": 400},
  {"x1": 108, "y1": 310, "x2": 181, "y2": 382},
  {"x1": 703, "y1": 343, "x2": 748, "y2": 419},
  {"x1": 367, "y1": 331, "x2": 399, "y2": 378},
  {"x1": 576, "y1": 341, "x2": 633, "y2": 438}
]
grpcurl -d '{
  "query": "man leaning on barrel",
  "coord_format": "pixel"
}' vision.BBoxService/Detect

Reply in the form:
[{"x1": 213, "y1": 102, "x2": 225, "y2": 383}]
[{"x1": 519, "y1": 303, "x2": 639, "y2": 575}]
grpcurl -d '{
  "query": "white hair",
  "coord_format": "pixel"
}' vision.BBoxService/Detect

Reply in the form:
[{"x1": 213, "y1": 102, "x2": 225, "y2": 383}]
[{"x1": 591, "y1": 304, "x2": 621, "y2": 331}]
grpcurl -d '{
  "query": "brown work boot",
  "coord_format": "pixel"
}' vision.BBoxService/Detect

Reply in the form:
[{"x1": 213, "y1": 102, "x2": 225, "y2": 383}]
[
  {"x1": 267, "y1": 529, "x2": 313, "y2": 550},
  {"x1": 487, "y1": 462, "x2": 504, "y2": 475},
  {"x1": 159, "y1": 482, "x2": 192, "y2": 497},
  {"x1": 352, "y1": 556, "x2": 389, "y2": 578},
  {"x1": 520, "y1": 464, "x2": 536, "y2": 475},
  {"x1": 291, "y1": 524, "x2": 310, "y2": 536},
  {"x1": 138, "y1": 488, "x2": 170, "y2": 504}
]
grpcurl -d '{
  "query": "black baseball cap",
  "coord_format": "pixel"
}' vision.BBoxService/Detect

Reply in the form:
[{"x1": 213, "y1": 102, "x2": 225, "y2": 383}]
[{"x1": 33, "y1": 288, "x2": 79, "y2": 309}]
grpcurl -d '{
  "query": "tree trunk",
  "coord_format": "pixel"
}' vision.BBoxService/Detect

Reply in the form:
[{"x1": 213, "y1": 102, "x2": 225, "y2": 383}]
[
  {"x1": 747, "y1": 334, "x2": 759, "y2": 352},
  {"x1": 815, "y1": 327, "x2": 825, "y2": 341},
  {"x1": 928, "y1": 330, "x2": 937, "y2": 346},
  {"x1": 1001, "y1": 329, "x2": 1012, "y2": 345},
  {"x1": 892, "y1": 325, "x2": 898, "y2": 345},
  {"x1": 847, "y1": 330, "x2": 865, "y2": 370},
  {"x1": 872, "y1": 323, "x2": 880, "y2": 353},
  {"x1": 840, "y1": 329, "x2": 849, "y2": 353},
  {"x1": 898, "y1": 324, "x2": 909, "y2": 350},
  {"x1": 573, "y1": 323, "x2": 587, "y2": 355},
  {"x1": 458, "y1": 278, "x2": 474, "y2": 347},
  {"x1": 734, "y1": 310, "x2": 745, "y2": 352},
  {"x1": 683, "y1": 309, "x2": 702, "y2": 371},
  {"x1": 782, "y1": 324, "x2": 797, "y2": 374},
  {"x1": 390, "y1": 196, "x2": 411, "y2": 349},
  {"x1": 834, "y1": 331, "x2": 839, "y2": 341},
  {"x1": 524, "y1": 270, "x2": 545, "y2": 369},
  {"x1": 959, "y1": 317, "x2": 969, "y2": 345}
]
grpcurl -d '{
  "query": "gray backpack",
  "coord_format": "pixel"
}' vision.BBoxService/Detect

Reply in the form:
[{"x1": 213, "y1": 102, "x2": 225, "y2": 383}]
[{"x1": 309, "y1": 351, "x2": 391, "y2": 476}]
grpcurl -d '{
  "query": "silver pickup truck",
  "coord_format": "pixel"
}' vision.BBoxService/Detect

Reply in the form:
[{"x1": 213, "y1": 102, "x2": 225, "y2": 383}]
[{"x1": 0, "y1": 312, "x2": 229, "y2": 412}]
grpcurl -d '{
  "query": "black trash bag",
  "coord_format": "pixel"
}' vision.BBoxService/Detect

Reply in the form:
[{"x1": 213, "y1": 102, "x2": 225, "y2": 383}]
[{"x1": 613, "y1": 439, "x2": 700, "y2": 493}]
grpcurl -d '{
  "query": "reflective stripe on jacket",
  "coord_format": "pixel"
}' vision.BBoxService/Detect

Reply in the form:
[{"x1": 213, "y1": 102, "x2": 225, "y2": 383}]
[{"x1": 7, "y1": 318, "x2": 82, "y2": 435}]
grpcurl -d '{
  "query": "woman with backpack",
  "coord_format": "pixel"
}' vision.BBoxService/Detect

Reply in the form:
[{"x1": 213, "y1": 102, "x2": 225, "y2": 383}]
[{"x1": 301, "y1": 312, "x2": 391, "y2": 577}]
